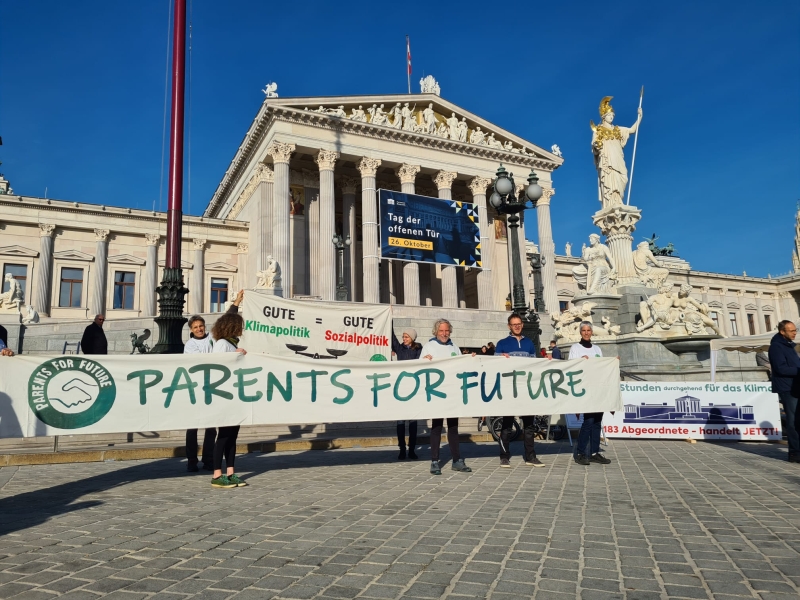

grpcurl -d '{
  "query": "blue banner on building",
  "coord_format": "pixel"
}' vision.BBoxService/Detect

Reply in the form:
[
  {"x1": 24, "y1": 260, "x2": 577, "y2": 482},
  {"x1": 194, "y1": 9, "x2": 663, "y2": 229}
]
[{"x1": 378, "y1": 189, "x2": 482, "y2": 267}]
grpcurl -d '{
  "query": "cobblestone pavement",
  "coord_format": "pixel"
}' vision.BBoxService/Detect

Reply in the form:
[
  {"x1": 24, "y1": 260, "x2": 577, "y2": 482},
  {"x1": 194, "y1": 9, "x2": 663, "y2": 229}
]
[{"x1": 1, "y1": 439, "x2": 799, "y2": 600}]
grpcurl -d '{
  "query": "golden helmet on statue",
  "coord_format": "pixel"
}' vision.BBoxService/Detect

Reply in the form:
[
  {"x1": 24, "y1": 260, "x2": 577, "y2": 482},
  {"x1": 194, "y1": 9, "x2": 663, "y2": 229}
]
[{"x1": 599, "y1": 96, "x2": 614, "y2": 116}]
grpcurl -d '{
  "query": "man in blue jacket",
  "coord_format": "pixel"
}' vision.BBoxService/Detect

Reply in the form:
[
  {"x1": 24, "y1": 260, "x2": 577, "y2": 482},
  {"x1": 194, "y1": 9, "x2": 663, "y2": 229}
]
[
  {"x1": 494, "y1": 313, "x2": 545, "y2": 468},
  {"x1": 768, "y1": 320, "x2": 800, "y2": 463}
]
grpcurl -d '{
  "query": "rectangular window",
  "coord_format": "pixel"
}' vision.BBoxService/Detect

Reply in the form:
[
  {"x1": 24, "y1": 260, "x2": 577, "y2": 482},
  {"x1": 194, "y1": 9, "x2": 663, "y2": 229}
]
[
  {"x1": 765, "y1": 315, "x2": 772, "y2": 331},
  {"x1": 729, "y1": 312, "x2": 739, "y2": 336},
  {"x1": 710, "y1": 311, "x2": 719, "y2": 329},
  {"x1": 113, "y1": 271, "x2": 136, "y2": 310},
  {"x1": 747, "y1": 313, "x2": 756, "y2": 336},
  {"x1": 2, "y1": 263, "x2": 28, "y2": 298},
  {"x1": 559, "y1": 301, "x2": 569, "y2": 313},
  {"x1": 59, "y1": 268, "x2": 83, "y2": 308},
  {"x1": 210, "y1": 278, "x2": 229, "y2": 313}
]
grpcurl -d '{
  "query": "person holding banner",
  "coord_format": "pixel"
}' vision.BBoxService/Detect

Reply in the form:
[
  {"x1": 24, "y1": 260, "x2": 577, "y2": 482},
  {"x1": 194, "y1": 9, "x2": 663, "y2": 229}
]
[
  {"x1": 568, "y1": 321, "x2": 611, "y2": 466},
  {"x1": 421, "y1": 319, "x2": 472, "y2": 475},
  {"x1": 392, "y1": 327, "x2": 422, "y2": 460},
  {"x1": 210, "y1": 312, "x2": 248, "y2": 488},
  {"x1": 495, "y1": 313, "x2": 546, "y2": 469},
  {"x1": 184, "y1": 290, "x2": 244, "y2": 473}
]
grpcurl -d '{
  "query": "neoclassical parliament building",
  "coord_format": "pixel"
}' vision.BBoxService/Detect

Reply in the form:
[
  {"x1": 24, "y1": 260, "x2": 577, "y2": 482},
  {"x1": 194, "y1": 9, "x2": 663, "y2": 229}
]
[{"x1": 1, "y1": 89, "x2": 799, "y2": 351}]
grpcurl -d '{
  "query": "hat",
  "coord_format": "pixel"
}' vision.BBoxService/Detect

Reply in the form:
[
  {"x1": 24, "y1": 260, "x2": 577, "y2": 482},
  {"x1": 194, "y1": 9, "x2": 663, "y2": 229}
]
[{"x1": 402, "y1": 328, "x2": 417, "y2": 342}]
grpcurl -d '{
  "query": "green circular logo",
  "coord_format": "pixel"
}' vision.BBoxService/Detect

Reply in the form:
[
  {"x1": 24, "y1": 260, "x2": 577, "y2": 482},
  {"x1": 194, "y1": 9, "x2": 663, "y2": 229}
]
[
  {"x1": 28, "y1": 357, "x2": 117, "y2": 429},
  {"x1": 369, "y1": 354, "x2": 388, "y2": 361}
]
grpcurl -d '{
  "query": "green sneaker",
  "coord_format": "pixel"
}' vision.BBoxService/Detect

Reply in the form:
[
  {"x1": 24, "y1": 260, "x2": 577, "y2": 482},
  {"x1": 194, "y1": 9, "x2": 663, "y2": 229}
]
[
  {"x1": 228, "y1": 474, "x2": 248, "y2": 487},
  {"x1": 211, "y1": 475, "x2": 236, "y2": 488}
]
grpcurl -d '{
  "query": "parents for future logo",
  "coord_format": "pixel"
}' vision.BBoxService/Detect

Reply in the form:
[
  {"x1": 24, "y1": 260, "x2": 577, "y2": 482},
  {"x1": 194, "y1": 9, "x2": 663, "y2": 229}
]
[{"x1": 28, "y1": 357, "x2": 117, "y2": 429}]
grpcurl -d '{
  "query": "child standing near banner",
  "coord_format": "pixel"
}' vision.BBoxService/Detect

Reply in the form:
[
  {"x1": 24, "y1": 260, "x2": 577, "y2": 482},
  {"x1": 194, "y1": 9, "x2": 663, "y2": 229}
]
[
  {"x1": 421, "y1": 319, "x2": 472, "y2": 475},
  {"x1": 210, "y1": 312, "x2": 248, "y2": 489}
]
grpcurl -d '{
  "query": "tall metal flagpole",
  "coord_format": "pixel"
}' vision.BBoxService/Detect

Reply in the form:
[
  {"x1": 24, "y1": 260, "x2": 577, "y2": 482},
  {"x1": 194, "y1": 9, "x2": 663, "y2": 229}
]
[
  {"x1": 152, "y1": 0, "x2": 189, "y2": 354},
  {"x1": 406, "y1": 35, "x2": 411, "y2": 94},
  {"x1": 626, "y1": 86, "x2": 644, "y2": 206}
]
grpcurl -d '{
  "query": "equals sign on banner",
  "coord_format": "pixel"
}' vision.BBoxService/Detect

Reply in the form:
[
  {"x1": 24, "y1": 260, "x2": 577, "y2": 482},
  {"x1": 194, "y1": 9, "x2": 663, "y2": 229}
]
[{"x1": 315, "y1": 318, "x2": 323, "y2": 324}]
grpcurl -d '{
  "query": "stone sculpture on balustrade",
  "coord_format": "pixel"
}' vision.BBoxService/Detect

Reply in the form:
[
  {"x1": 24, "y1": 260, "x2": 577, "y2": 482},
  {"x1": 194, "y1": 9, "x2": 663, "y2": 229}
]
[
  {"x1": 419, "y1": 75, "x2": 441, "y2": 95},
  {"x1": 551, "y1": 301, "x2": 621, "y2": 343},
  {"x1": 572, "y1": 234, "x2": 617, "y2": 294},
  {"x1": 256, "y1": 256, "x2": 282, "y2": 292},
  {"x1": 636, "y1": 283, "x2": 722, "y2": 337}
]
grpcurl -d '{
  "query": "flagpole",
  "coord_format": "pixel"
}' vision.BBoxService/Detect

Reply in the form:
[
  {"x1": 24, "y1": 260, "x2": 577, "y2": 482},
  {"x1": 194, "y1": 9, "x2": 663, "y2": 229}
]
[
  {"x1": 406, "y1": 35, "x2": 411, "y2": 94},
  {"x1": 626, "y1": 86, "x2": 644, "y2": 206}
]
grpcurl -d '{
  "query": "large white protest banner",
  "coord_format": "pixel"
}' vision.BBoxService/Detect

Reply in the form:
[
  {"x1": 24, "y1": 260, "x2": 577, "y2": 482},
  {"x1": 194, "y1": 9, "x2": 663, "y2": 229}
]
[
  {"x1": 603, "y1": 381, "x2": 780, "y2": 441},
  {"x1": 0, "y1": 354, "x2": 621, "y2": 438},
  {"x1": 242, "y1": 292, "x2": 392, "y2": 360}
]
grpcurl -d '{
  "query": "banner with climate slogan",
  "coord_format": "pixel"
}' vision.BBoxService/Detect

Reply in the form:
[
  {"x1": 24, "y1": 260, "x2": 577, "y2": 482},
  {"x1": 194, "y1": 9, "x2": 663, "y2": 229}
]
[
  {"x1": 601, "y1": 381, "x2": 781, "y2": 441},
  {"x1": 242, "y1": 292, "x2": 392, "y2": 361},
  {"x1": 0, "y1": 354, "x2": 622, "y2": 438},
  {"x1": 379, "y1": 189, "x2": 482, "y2": 267}
]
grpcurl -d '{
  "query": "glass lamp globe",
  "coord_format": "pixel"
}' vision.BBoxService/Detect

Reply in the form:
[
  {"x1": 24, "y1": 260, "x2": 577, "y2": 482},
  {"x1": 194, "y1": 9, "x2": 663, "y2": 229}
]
[
  {"x1": 489, "y1": 192, "x2": 503, "y2": 208},
  {"x1": 495, "y1": 176, "x2": 513, "y2": 196},
  {"x1": 526, "y1": 182, "x2": 543, "y2": 202},
  {"x1": 345, "y1": 235, "x2": 352, "y2": 246}
]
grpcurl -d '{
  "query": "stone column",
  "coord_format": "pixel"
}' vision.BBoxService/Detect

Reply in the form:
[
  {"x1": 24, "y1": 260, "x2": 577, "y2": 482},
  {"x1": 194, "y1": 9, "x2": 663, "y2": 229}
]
[
  {"x1": 193, "y1": 239, "x2": 206, "y2": 313},
  {"x1": 307, "y1": 178, "x2": 320, "y2": 296},
  {"x1": 255, "y1": 164, "x2": 274, "y2": 272},
  {"x1": 593, "y1": 204, "x2": 642, "y2": 285},
  {"x1": 142, "y1": 234, "x2": 160, "y2": 317},
  {"x1": 755, "y1": 291, "x2": 765, "y2": 334},
  {"x1": 316, "y1": 150, "x2": 339, "y2": 301},
  {"x1": 34, "y1": 223, "x2": 56, "y2": 316},
  {"x1": 469, "y1": 176, "x2": 494, "y2": 310},
  {"x1": 341, "y1": 176, "x2": 359, "y2": 301},
  {"x1": 267, "y1": 141, "x2": 295, "y2": 297},
  {"x1": 435, "y1": 171, "x2": 459, "y2": 308},
  {"x1": 536, "y1": 187, "x2": 560, "y2": 314},
  {"x1": 89, "y1": 228, "x2": 109, "y2": 316},
  {"x1": 359, "y1": 157, "x2": 381, "y2": 304},
  {"x1": 397, "y1": 164, "x2": 421, "y2": 306},
  {"x1": 237, "y1": 243, "x2": 248, "y2": 290},
  {"x1": 718, "y1": 288, "x2": 730, "y2": 336},
  {"x1": 737, "y1": 290, "x2": 749, "y2": 335},
  {"x1": 773, "y1": 292, "x2": 783, "y2": 323}
]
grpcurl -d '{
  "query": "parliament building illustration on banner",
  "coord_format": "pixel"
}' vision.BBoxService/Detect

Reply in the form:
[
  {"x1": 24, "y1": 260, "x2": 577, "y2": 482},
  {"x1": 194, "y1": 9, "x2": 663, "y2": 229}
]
[{"x1": 624, "y1": 395, "x2": 757, "y2": 425}]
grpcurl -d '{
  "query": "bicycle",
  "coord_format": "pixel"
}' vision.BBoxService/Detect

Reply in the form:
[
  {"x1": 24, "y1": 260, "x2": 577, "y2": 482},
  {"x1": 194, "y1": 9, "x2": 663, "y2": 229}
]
[{"x1": 483, "y1": 416, "x2": 565, "y2": 442}]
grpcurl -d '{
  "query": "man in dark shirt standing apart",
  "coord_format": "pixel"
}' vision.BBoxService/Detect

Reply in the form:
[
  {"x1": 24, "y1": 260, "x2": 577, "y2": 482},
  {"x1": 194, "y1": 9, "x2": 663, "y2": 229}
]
[
  {"x1": 495, "y1": 313, "x2": 545, "y2": 468},
  {"x1": 769, "y1": 320, "x2": 800, "y2": 463},
  {"x1": 549, "y1": 340, "x2": 563, "y2": 360},
  {"x1": 80, "y1": 314, "x2": 108, "y2": 355}
]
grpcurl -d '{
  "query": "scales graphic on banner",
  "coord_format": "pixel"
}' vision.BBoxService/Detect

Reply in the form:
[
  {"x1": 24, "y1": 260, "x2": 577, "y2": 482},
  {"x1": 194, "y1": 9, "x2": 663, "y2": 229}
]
[{"x1": 379, "y1": 190, "x2": 482, "y2": 267}]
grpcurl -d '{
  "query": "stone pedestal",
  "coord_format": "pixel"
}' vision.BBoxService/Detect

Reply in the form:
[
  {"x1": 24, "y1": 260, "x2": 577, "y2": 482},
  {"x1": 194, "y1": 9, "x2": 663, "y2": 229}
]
[
  {"x1": 615, "y1": 283, "x2": 652, "y2": 335},
  {"x1": 592, "y1": 204, "x2": 641, "y2": 285},
  {"x1": 572, "y1": 293, "x2": 622, "y2": 331}
]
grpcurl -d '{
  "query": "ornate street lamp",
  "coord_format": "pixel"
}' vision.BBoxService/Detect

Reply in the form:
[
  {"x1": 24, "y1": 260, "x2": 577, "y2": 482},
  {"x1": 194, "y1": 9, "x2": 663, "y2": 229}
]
[
  {"x1": 489, "y1": 165, "x2": 543, "y2": 348},
  {"x1": 333, "y1": 233, "x2": 351, "y2": 301}
]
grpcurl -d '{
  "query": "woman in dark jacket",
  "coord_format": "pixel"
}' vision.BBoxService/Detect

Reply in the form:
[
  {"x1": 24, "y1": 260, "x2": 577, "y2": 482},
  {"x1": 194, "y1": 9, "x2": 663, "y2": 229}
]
[{"x1": 392, "y1": 327, "x2": 422, "y2": 459}]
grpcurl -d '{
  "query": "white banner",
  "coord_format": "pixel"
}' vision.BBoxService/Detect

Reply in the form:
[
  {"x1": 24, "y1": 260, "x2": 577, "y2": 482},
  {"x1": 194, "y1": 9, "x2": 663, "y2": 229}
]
[
  {"x1": 242, "y1": 292, "x2": 392, "y2": 361},
  {"x1": 602, "y1": 381, "x2": 780, "y2": 441},
  {"x1": 0, "y1": 354, "x2": 622, "y2": 438}
]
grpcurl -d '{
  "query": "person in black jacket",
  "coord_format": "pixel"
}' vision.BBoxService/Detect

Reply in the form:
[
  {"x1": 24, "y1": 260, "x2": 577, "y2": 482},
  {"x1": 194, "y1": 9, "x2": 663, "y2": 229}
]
[
  {"x1": 392, "y1": 327, "x2": 422, "y2": 460},
  {"x1": 80, "y1": 314, "x2": 108, "y2": 355},
  {"x1": 769, "y1": 320, "x2": 800, "y2": 462}
]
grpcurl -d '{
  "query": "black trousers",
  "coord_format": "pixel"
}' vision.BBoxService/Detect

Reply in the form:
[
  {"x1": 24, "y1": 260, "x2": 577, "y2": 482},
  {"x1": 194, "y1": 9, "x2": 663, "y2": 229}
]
[
  {"x1": 186, "y1": 428, "x2": 217, "y2": 464},
  {"x1": 213, "y1": 426, "x2": 240, "y2": 471},
  {"x1": 397, "y1": 421, "x2": 417, "y2": 450},
  {"x1": 430, "y1": 418, "x2": 460, "y2": 462},
  {"x1": 499, "y1": 416, "x2": 536, "y2": 461}
]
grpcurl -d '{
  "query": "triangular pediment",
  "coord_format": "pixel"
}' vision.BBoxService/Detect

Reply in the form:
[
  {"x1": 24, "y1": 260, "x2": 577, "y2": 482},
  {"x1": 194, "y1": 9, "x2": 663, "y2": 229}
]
[
  {"x1": 727, "y1": 302, "x2": 741, "y2": 309},
  {"x1": 270, "y1": 94, "x2": 561, "y2": 164},
  {"x1": 53, "y1": 249, "x2": 94, "y2": 262},
  {"x1": 206, "y1": 261, "x2": 238, "y2": 273},
  {"x1": 762, "y1": 304, "x2": 774, "y2": 312},
  {"x1": 158, "y1": 259, "x2": 193, "y2": 269},
  {"x1": 557, "y1": 289, "x2": 575, "y2": 297},
  {"x1": 708, "y1": 300, "x2": 723, "y2": 308},
  {"x1": 745, "y1": 303, "x2": 758, "y2": 310},
  {"x1": 0, "y1": 245, "x2": 39, "y2": 258},
  {"x1": 108, "y1": 254, "x2": 146, "y2": 266}
]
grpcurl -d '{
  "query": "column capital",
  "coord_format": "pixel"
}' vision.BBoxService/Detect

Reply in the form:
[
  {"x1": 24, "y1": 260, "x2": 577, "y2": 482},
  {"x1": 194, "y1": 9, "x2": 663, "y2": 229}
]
[
  {"x1": 94, "y1": 228, "x2": 110, "y2": 242},
  {"x1": 193, "y1": 239, "x2": 207, "y2": 251},
  {"x1": 538, "y1": 187, "x2": 555, "y2": 206},
  {"x1": 39, "y1": 223, "x2": 56, "y2": 237},
  {"x1": 145, "y1": 233, "x2": 160, "y2": 246},
  {"x1": 302, "y1": 169, "x2": 320, "y2": 188},
  {"x1": 434, "y1": 171, "x2": 457, "y2": 190},
  {"x1": 255, "y1": 163, "x2": 274, "y2": 183},
  {"x1": 468, "y1": 176, "x2": 492, "y2": 196},
  {"x1": 754, "y1": 290, "x2": 762, "y2": 298},
  {"x1": 719, "y1": 288, "x2": 728, "y2": 296},
  {"x1": 736, "y1": 289, "x2": 744, "y2": 297},
  {"x1": 266, "y1": 141, "x2": 296, "y2": 164},
  {"x1": 396, "y1": 164, "x2": 421, "y2": 185},
  {"x1": 700, "y1": 286, "x2": 710, "y2": 294},
  {"x1": 315, "y1": 149, "x2": 340, "y2": 172},
  {"x1": 341, "y1": 176, "x2": 359, "y2": 195},
  {"x1": 237, "y1": 242, "x2": 249, "y2": 254},
  {"x1": 358, "y1": 157, "x2": 382, "y2": 178}
]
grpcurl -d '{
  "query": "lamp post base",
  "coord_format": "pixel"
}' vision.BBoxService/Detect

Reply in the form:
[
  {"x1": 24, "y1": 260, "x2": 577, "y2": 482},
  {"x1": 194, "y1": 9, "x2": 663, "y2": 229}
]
[{"x1": 150, "y1": 267, "x2": 188, "y2": 354}]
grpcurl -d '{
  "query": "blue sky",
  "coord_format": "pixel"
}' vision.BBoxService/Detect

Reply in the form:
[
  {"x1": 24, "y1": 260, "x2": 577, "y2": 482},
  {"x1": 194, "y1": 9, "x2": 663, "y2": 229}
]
[{"x1": 1, "y1": 0, "x2": 798, "y2": 277}]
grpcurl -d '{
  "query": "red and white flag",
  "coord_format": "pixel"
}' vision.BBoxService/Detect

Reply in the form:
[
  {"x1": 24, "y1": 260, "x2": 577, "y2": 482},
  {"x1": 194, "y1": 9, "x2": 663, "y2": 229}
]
[{"x1": 406, "y1": 35, "x2": 412, "y2": 75}]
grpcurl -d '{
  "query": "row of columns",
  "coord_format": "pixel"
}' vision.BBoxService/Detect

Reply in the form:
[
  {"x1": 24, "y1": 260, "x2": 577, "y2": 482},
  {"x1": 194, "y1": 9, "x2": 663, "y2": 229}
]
[{"x1": 262, "y1": 141, "x2": 553, "y2": 310}]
